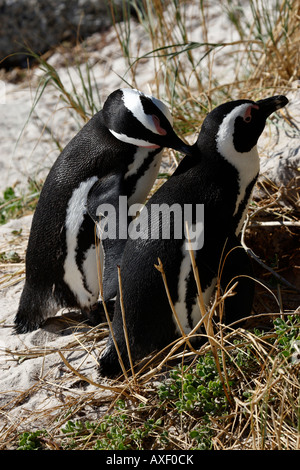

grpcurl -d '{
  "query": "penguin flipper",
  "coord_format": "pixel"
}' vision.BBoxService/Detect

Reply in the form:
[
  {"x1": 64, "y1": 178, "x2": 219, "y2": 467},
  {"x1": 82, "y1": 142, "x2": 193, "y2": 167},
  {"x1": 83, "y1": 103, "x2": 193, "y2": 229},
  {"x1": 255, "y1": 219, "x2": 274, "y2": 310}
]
[
  {"x1": 220, "y1": 235, "x2": 255, "y2": 326},
  {"x1": 86, "y1": 174, "x2": 129, "y2": 302}
]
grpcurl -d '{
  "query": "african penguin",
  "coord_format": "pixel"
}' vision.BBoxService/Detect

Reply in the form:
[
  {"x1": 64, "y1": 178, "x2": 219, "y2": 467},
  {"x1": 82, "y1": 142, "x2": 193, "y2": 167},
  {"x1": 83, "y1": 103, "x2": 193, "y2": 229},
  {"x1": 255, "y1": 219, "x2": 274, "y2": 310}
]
[
  {"x1": 14, "y1": 88, "x2": 190, "y2": 334},
  {"x1": 99, "y1": 95, "x2": 289, "y2": 377}
]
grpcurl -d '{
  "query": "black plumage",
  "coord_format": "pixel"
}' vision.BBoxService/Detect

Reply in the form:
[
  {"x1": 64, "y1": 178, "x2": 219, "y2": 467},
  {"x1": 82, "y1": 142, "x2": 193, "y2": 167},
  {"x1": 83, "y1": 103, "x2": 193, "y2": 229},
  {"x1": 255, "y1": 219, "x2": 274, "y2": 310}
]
[
  {"x1": 14, "y1": 88, "x2": 189, "y2": 333},
  {"x1": 99, "y1": 95, "x2": 289, "y2": 377}
]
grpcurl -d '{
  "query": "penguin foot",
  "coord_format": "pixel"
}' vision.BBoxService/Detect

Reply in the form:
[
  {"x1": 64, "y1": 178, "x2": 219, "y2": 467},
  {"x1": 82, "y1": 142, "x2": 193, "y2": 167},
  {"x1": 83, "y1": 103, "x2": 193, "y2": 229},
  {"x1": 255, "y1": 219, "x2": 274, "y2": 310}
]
[
  {"x1": 81, "y1": 300, "x2": 115, "y2": 326},
  {"x1": 98, "y1": 343, "x2": 128, "y2": 378}
]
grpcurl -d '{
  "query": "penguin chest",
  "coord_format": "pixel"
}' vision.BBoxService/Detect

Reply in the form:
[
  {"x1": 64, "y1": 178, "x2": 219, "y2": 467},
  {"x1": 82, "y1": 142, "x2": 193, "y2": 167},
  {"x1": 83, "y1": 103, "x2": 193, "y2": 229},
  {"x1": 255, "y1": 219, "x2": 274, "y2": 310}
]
[
  {"x1": 125, "y1": 148, "x2": 164, "y2": 206},
  {"x1": 64, "y1": 177, "x2": 101, "y2": 307}
]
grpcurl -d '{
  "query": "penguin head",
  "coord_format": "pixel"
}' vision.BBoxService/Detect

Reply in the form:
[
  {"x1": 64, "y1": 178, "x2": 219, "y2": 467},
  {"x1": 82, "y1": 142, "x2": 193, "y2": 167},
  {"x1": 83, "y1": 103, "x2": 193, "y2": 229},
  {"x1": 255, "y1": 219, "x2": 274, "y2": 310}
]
[
  {"x1": 197, "y1": 95, "x2": 289, "y2": 160},
  {"x1": 102, "y1": 88, "x2": 191, "y2": 153}
]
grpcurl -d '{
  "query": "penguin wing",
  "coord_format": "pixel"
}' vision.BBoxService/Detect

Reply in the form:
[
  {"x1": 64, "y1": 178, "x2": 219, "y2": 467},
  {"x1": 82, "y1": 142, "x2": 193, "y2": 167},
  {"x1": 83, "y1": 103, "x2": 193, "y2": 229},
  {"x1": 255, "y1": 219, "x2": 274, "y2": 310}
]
[{"x1": 86, "y1": 174, "x2": 129, "y2": 301}]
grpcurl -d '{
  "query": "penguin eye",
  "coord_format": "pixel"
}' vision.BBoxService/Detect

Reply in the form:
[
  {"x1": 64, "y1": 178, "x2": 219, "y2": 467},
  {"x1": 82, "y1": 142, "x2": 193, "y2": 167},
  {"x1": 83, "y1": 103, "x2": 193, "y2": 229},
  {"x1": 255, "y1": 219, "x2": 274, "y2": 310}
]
[
  {"x1": 152, "y1": 114, "x2": 167, "y2": 135},
  {"x1": 243, "y1": 104, "x2": 259, "y2": 123}
]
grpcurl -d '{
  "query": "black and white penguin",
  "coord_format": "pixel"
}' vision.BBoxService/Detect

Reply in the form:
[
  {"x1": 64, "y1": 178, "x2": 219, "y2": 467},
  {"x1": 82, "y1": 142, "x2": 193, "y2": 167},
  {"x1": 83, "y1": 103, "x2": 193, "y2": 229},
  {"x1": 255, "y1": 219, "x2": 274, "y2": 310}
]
[
  {"x1": 14, "y1": 88, "x2": 190, "y2": 334},
  {"x1": 99, "y1": 95, "x2": 289, "y2": 377}
]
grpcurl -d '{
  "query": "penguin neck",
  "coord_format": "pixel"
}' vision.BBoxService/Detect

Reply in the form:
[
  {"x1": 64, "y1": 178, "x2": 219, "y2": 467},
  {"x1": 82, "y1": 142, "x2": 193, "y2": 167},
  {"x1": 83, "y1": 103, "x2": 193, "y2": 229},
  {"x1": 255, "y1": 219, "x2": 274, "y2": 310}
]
[
  {"x1": 214, "y1": 113, "x2": 260, "y2": 216},
  {"x1": 220, "y1": 144, "x2": 259, "y2": 214},
  {"x1": 195, "y1": 132, "x2": 259, "y2": 232}
]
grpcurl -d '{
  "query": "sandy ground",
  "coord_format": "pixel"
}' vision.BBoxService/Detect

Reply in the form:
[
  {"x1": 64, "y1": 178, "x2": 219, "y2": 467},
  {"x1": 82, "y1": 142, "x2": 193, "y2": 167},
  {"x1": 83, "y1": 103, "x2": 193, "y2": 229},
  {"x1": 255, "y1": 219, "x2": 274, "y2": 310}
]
[{"x1": 0, "y1": 1, "x2": 299, "y2": 444}]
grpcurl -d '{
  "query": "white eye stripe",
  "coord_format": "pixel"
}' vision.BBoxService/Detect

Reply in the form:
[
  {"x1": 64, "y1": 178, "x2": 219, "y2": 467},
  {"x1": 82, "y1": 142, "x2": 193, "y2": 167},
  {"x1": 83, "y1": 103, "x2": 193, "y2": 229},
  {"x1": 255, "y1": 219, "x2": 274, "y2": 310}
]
[
  {"x1": 120, "y1": 88, "x2": 172, "y2": 135},
  {"x1": 216, "y1": 103, "x2": 258, "y2": 160},
  {"x1": 216, "y1": 104, "x2": 250, "y2": 146},
  {"x1": 216, "y1": 103, "x2": 260, "y2": 218},
  {"x1": 147, "y1": 94, "x2": 173, "y2": 126}
]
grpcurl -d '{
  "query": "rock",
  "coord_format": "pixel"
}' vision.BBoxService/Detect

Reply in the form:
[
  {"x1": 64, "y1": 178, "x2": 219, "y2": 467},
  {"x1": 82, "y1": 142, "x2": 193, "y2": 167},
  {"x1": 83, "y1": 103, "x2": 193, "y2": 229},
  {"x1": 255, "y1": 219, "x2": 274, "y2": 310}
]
[
  {"x1": 0, "y1": 0, "x2": 129, "y2": 68},
  {"x1": 255, "y1": 85, "x2": 300, "y2": 206},
  {"x1": 259, "y1": 146, "x2": 300, "y2": 190}
]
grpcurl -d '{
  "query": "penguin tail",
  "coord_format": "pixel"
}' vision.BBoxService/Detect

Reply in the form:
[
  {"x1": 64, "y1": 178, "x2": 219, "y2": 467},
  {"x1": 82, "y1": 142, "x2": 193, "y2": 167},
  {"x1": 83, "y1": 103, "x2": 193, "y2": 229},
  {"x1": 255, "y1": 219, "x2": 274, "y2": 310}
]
[
  {"x1": 14, "y1": 284, "x2": 56, "y2": 334},
  {"x1": 14, "y1": 309, "x2": 40, "y2": 334}
]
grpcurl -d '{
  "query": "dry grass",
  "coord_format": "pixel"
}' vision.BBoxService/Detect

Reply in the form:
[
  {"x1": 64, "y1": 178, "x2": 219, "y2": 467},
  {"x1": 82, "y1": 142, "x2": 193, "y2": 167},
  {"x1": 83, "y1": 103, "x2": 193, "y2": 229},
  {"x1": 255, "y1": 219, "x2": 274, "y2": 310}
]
[
  {"x1": 0, "y1": 301, "x2": 298, "y2": 450},
  {"x1": 0, "y1": 208, "x2": 299, "y2": 450}
]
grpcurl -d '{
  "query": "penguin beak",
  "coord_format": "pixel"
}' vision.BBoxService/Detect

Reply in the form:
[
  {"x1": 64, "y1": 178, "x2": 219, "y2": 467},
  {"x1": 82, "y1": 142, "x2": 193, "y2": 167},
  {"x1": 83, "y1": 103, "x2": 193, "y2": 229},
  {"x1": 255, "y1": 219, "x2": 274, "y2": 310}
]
[
  {"x1": 176, "y1": 143, "x2": 194, "y2": 156},
  {"x1": 170, "y1": 136, "x2": 194, "y2": 156},
  {"x1": 255, "y1": 95, "x2": 289, "y2": 118}
]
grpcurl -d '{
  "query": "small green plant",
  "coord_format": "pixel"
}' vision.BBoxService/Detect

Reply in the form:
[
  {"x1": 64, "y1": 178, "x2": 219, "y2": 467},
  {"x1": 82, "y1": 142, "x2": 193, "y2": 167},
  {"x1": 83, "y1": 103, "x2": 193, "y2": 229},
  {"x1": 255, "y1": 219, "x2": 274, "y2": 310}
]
[
  {"x1": 0, "y1": 187, "x2": 20, "y2": 224},
  {"x1": 0, "y1": 180, "x2": 41, "y2": 225},
  {"x1": 60, "y1": 404, "x2": 169, "y2": 451},
  {"x1": 158, "y1": 353, "x2": 231, "y2": 415},
  {"x1": 274, "y1": 314, "x2": 300, "y2": 361},
  {"x1": 0, "y1": 250, "x2": 21, "y2": 263},
  {"x1": 18, "y1": 430, "x2": 47, "y2": 450},
  {"x1": 190, "y1": 424, "x2": 213, "y2": 450}
]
